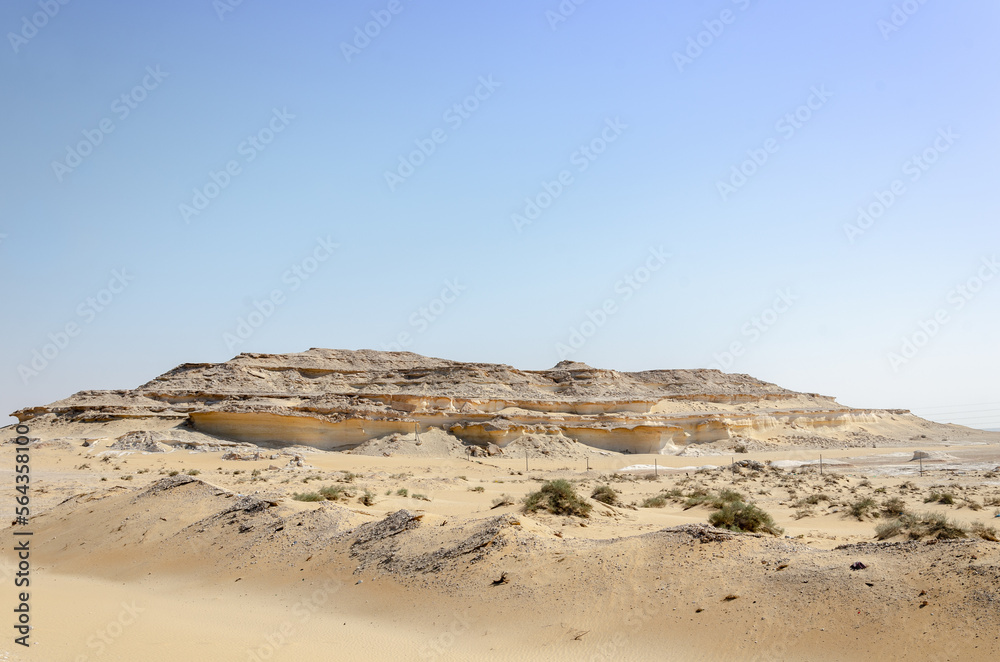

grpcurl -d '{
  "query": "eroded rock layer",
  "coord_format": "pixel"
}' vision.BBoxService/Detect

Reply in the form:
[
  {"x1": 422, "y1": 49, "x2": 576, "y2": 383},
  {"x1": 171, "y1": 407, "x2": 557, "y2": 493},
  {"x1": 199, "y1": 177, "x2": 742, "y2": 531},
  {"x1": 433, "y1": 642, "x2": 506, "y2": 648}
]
[{"x1": 9, "y1": 348, "x2": 962, "y2": 454}]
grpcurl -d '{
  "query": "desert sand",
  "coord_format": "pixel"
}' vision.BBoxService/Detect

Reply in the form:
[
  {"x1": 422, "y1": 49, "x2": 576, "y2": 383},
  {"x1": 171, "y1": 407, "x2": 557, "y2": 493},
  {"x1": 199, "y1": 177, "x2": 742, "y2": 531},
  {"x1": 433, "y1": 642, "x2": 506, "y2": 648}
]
[{"x1": 3, "y1": 351, "x2": 1000, "y2": 661}]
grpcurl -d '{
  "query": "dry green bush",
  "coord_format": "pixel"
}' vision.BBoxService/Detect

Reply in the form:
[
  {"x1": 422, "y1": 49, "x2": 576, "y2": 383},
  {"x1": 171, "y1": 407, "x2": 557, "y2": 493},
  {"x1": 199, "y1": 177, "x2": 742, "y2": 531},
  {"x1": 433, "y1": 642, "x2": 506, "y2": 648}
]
[
  {"x1": 523, "y1": 480, "x2": 592, "y2": 517},
  {"x1": 709, "y1": 502, "x2": 782, "y2": 536}
]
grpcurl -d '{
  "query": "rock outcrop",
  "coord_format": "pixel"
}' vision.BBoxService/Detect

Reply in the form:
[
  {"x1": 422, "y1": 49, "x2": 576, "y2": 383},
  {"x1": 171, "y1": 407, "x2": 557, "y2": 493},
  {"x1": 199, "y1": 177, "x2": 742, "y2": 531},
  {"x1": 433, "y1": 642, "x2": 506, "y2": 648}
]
[{"x1": 9, "y1": 348, "x2": 983, "y2": 455}]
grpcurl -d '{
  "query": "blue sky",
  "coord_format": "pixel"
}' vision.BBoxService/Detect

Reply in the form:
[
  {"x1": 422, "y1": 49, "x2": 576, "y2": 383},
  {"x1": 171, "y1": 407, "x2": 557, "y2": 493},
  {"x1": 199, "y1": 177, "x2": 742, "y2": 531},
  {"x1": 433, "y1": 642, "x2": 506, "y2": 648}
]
[{"x1": 2, "y1": 0, "x2": 998, "y2": 430}]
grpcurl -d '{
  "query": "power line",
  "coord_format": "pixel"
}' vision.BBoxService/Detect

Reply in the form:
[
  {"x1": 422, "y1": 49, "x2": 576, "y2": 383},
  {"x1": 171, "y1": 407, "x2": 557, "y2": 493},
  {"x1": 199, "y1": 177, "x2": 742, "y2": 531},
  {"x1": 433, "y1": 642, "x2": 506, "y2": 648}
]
[
  {"x1": 915, "y1": 408, "x2": 1000, "y2": 417},
  {"x1": 913, "y1": 401, "x2": 1000, "y2": 412},
  {"x1": 925, "y1": 412, "x2": 1000, "y2": 420}
]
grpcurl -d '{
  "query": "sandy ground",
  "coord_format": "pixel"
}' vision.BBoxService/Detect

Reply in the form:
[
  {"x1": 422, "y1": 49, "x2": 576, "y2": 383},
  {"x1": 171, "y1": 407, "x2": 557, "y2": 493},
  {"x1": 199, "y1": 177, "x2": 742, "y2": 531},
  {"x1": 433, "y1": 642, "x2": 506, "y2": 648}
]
[{"x1": 2, "y1": 426, "x2": 1000, "y2": 661}]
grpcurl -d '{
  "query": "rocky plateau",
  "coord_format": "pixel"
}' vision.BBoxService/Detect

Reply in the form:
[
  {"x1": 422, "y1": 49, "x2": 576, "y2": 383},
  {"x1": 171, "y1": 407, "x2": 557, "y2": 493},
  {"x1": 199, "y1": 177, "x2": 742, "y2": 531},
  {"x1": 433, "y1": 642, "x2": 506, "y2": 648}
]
[{"x1": 11, "y1": 348, "x2": 994, "y2": 455}]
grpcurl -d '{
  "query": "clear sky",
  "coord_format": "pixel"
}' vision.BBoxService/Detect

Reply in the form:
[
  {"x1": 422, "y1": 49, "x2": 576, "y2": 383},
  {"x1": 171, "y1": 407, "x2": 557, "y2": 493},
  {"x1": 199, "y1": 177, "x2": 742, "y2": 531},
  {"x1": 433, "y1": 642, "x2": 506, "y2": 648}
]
[{"x1": 2, "y1": 0, "x2": 998, "y2": 430}]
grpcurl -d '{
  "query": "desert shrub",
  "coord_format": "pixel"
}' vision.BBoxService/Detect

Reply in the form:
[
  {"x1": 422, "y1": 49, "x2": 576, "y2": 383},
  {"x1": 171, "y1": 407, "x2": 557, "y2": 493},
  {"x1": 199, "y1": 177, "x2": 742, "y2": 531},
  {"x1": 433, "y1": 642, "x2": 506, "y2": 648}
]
[
  {"x1": 338, "y1": 472, "x2": 358, "y2": 483},
  {"x1": 641, "y1": 495, "x2": 667, "y2": 508},
  {"x1": 794, "y1": 494, "x2": 831, "y2": 508},
  {"x1": 925, "y1": 491, "x2": 955, "y2": 505},
  {"x1": 251, "y1": 469, "x2": 261, "y2": 477},
  {"x1": 875, "y1": 518, "x2": 906, "y2": 540},
  {"x1": 849, "y1": 497, "x2": 878, "y2": 520},
  {"x1": 412, "y1": 493, "x2": 430, "y2": 501},
  {"x1": 120, "y1": 475, "x2": 133, "y2": 481},
  {"x1": 396, "y1": 488, "x2": 409, "y2": 497},
  {"x1": 683, "y1": 493, "x2": 710, "y2": 509},
  {"x1": 358, "y1": 490, "x2": 376, "y2": 506},
  {"x1": 492, "y1": 495, "x2": 514, "y2": 508},
  {"x1": 793, "y1": 509, "x2": 813, "y2": 520},
  {"x1": 715, "y1": 489, "x2": 744, "y2": 505},
  {"x1": 734, "y1": 444, "x2": 748, "y2": 454},
  {"x1": 186, "y1": 469, "x2": 201, "y2": 476},
  {"x1": 167, "y1": 470, "x2": 180, "y2": 477},
  {"x1": 469, "y1": 486, "x2": 485, "y2": 493},
  {"x1": 963, "y1": 499, "x2": 982, "y2": 511},
  {"x1": 880, "y1": 512, "x2": 969, "y2": 540},
  {"x1": 917, "y1": 512, "x2": 967, "y2": 539},
  {"x1": 319, "y1": 485, "x2": 351, "y2": 501},
  {"x1": 523, "y1": 480, "x2": 592, "y2": 517},
  {"x1": 684, "y1": 489, "x2": 743, "y2": 511},
  {"x1": 971, "y1": 522, "x2": 999, "y2": 542},
  {"x1": 292, "y1": 491, "x2": 324, "y2": 502},
  {"x1": 709, "y1": 502, "x2": 783, "y2": 536},
  {"x1": 591, "y1": 485, "x2": 619, "y2": 506},
  {"x1": 882, "y1": 497, "x2": 907, "y2": 517}
]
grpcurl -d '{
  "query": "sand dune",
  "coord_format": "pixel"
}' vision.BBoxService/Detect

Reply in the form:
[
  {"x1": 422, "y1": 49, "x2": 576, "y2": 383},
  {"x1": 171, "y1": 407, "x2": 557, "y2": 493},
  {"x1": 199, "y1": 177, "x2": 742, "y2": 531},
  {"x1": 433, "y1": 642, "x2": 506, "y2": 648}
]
[
  {"x1": 3, "y1": 431, "x2": 1000, "y2": 661},
  {"x1": 5, "y1": 351, "x2": 1000, "y2": 660}
]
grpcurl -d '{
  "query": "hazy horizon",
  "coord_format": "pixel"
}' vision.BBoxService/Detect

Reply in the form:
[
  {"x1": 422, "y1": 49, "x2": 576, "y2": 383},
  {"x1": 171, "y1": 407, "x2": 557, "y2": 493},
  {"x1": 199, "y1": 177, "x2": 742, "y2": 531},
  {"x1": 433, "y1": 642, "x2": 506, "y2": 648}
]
[{"x1": 2, "y1": 1, "x2": 998, "y2": 431}]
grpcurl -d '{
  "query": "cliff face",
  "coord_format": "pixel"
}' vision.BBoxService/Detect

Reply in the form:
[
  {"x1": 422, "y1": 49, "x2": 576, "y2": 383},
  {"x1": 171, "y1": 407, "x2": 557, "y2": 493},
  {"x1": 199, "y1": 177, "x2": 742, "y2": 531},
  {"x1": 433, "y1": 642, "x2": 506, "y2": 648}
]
[{"x1": 10, "y1": 348, "x2": 948, "y2": 454}]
